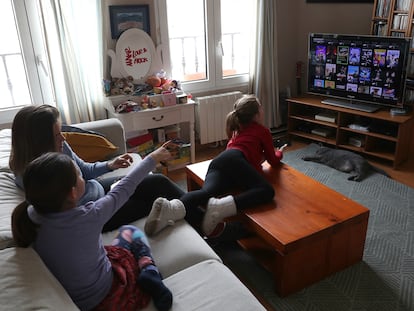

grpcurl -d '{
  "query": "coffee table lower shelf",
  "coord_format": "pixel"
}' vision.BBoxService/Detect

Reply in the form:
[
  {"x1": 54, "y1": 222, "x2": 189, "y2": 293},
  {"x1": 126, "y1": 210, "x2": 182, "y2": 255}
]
[{"x1": 238, "y1": 213, "x2": 368, "y2": 297}]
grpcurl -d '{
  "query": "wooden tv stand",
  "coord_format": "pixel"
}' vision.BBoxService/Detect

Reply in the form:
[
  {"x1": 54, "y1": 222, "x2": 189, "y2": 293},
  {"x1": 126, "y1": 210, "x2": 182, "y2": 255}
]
[{"x1": 287, "y1": 95, "x2": 414, "y2": 168}]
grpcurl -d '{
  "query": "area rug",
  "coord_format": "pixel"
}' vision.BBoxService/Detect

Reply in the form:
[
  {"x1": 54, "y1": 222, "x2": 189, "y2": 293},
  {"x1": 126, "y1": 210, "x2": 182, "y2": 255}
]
[{"x1": 214, "y1": 143, "x2": 414, "y2": 311}]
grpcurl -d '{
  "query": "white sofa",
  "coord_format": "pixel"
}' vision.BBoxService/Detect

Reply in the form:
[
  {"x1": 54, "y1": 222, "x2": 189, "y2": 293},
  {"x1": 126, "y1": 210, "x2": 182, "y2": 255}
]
[{"x1": 0, "y1": 118, "x2": 265, "y2": 311}]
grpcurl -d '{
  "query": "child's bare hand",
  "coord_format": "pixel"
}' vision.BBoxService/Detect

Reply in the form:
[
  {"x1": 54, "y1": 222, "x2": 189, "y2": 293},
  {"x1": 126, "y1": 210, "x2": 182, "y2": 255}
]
[
  {"x1": 277, "y1": 143, "x2": 288, "y2": 152},
  {"x1": 149, "y1": 141, "x2": 175, "y2": 163}
]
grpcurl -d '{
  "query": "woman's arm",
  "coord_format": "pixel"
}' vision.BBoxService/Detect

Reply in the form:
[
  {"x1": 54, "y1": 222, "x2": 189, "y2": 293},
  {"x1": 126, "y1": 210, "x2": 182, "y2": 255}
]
[{"x1": 63, "y1": 142, "x2": 110, "y2": 179}]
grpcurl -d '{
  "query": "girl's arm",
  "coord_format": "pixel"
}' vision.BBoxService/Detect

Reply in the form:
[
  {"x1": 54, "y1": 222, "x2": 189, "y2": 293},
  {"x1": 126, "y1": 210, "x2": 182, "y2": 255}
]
[
  {"x1": 91, "y1": 142, "x2": 175, "y2": 220},
  {"x1": 262, "y1": 129, "x2": 284, "y2": 167}
]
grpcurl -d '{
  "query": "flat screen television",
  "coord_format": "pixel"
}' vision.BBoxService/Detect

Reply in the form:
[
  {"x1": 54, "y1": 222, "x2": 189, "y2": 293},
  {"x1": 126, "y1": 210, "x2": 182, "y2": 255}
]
[{"x1": 307, "y1": 33, "x2": 410, "y2": 111}]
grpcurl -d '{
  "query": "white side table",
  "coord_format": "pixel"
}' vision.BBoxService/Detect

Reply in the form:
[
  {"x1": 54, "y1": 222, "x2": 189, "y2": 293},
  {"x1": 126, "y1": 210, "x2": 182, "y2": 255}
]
[{"x1": 105, "y1": 95, "x2": 196, "y2": 163}]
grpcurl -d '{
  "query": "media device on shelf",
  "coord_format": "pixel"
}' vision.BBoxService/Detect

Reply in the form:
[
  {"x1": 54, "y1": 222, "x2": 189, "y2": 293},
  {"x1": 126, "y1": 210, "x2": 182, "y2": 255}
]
[{"x1": 307, "y1": 33, "x2": 410, "y2": 112}]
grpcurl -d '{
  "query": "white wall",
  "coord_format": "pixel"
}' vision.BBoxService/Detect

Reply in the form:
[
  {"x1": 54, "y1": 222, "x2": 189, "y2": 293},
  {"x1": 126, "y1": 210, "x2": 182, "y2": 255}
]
[{"x1": 103, "y1": 0, "x2": 373, "y2": 97}]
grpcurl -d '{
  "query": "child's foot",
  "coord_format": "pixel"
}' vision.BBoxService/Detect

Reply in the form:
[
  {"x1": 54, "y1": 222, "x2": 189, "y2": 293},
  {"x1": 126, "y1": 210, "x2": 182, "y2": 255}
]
[
  {"x1": 202, "y1": 195, "x2": 237, "y2": 236},
  {"x1": 206, "y1": 221, "x2": 252, "y2": 246},
  {"x1": 138, "y1": 269, "x2": 173, "y2": 311},
  {"x1": 145, "y1": 198, "x2": 186, "y2": 236}
]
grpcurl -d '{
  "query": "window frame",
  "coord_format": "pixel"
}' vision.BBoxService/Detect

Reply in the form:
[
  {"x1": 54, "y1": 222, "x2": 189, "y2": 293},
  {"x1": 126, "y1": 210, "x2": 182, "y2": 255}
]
[
  {"x1": 0, "y1": 0, "x2": 54, "y2": 126},
  {"x1": 157, "y1": 0, "x2": 251, "y2": 94}
]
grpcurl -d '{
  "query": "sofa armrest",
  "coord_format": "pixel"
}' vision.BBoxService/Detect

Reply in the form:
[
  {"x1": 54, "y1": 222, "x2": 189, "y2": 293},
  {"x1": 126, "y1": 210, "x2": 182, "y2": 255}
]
[{"x1": 72, "y1": 118, "x2": 126, "y2": 155}]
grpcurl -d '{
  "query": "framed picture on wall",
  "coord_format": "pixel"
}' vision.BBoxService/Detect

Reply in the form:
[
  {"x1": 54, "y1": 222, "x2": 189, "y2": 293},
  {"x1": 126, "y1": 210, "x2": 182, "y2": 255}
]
[
  {"x1": 109, "y1": 5, "x2": 150, "y2": 39},
  {"x1": 307, "y1": 0, "x2": 373, "y2": 2}
]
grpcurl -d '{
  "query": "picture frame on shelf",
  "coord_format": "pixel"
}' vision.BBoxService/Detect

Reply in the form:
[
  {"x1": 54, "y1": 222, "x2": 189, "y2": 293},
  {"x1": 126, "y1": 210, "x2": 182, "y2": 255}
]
[{"x1": 109, "y1": 5, "x2": 150, "y2": 39}]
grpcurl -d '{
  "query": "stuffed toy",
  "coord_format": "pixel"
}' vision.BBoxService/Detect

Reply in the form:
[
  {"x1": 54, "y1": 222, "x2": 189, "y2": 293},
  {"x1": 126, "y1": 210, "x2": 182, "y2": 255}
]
[
  {"x1": 145, "y1": 70, "x2": 180, "y2": 94},
  {"x1": 111, "y1": 76, "x2": 135, "y2": 95}
]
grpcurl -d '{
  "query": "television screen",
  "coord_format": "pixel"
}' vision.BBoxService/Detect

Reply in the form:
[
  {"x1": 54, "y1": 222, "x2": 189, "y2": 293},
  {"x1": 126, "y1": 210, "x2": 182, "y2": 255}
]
[{"x1": 307, "y1": 33, "x2": 410, "y2": 108}]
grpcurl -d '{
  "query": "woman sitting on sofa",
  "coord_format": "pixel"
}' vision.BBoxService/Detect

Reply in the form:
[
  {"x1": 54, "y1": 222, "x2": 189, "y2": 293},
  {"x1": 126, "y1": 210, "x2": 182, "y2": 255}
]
[{"x1": 9, "y1": 104, "x2": 185, "y2": 232}]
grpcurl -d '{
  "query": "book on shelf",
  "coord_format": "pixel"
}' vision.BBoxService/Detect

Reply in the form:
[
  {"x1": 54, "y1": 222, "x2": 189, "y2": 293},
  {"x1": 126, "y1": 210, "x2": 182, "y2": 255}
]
[
  {"x1": 375, "y1": 0, "x2": 391, "y2": 18},
  {"x1": 390, "y1": 31, "x2": 405, "y2": 37},
  {"x1": 315, "y1": 112, "x2": 336, "y2": 123},
  {"x1": 395, "y1": 0, "x2": 411, "y2": 11},
  {"x1": 392, "y1": 13, "x2": 408, "y2": 30}
]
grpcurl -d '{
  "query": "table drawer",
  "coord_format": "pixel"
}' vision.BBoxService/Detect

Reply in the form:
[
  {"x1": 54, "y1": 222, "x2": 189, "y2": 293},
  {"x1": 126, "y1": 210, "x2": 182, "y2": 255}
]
[{"x1": 108, "y1": 108, "x2": 180, "y2": 132}]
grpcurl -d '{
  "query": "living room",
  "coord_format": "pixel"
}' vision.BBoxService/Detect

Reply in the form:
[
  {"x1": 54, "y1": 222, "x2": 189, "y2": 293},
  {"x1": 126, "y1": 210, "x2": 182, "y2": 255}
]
[{"x1": 1, "y1": 1, "x2": 414, "y2": 311}]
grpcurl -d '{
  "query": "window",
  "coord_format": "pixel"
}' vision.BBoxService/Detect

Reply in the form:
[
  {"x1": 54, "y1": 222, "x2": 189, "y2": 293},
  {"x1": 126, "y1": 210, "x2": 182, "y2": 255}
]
[
  {"x1": 159, "y1": 0, "x2": 257, "y2": 93},
  {"x1": 0, "y1": 0, "x2": 53, "y2": 125}
]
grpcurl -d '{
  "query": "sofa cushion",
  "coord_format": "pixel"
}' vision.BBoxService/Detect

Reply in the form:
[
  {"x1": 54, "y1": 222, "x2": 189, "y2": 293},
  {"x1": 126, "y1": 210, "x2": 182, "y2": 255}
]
[
  {"x1": 73, "y1": 118, "x2": 127, "y2": 155},
  {"x1": 0, "y1": 250, "x2": 264, "y2": 311},
  {"x1": 61, "y1": 124, "x2": 105, "y2": 136},
  {"x1": 62, "y1": 131, "x2": 118, "y2": 162},
  {"x1": 0, "y1": 172, "x2": 24, "y2": 249},
  {"x1": 0, "y1": 247, "x2": 78, "y2": 310},
  {"x1": 102, "y1": 218, "x2": 222, "y2": 278},
  {"x1": 142, "y1": 260, "x2": 266, "y2": 311},
  {"x1": 0, "y1": 129, "x2": 11, "y2": 172}
]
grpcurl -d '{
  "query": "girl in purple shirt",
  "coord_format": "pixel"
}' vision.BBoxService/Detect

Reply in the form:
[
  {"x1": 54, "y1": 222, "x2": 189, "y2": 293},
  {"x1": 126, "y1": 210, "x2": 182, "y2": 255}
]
[{"x1": 11, "y1": 144, "x2": 177, "y2": 311}]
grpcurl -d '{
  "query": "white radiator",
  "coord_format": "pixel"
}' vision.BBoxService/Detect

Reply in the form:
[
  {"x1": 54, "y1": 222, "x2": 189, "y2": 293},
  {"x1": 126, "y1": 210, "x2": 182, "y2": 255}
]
[{"x1": 196, "y1": 91, "x2": 243, "y2": 144}]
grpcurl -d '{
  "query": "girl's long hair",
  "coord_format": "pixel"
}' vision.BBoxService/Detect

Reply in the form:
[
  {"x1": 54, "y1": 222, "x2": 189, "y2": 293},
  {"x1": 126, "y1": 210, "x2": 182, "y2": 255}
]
[
  {"x1": 12, "y1": 152, "x2": 77, "y2": 247},
  {"x1": 9, "y1": 105, "x2": 60, "y2": 175},
  {"x1": 226, "y1": 95, "x2": 261, "y2": 138}
]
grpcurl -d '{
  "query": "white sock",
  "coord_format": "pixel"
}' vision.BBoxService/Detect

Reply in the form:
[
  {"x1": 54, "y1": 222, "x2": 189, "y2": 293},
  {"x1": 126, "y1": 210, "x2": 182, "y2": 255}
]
[
  {"x1": 202, "y1": 195, "x2": 237, "y2": 236},
  {"x1": 144, "y1": 198, "x2": 186, "y2": 236}
]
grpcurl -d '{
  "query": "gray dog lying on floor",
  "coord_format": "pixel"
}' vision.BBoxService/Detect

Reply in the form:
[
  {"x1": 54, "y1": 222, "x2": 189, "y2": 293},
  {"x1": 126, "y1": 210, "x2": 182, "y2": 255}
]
[{"x1": 302, "y1": 145, "x2": 389, "y2": 182}]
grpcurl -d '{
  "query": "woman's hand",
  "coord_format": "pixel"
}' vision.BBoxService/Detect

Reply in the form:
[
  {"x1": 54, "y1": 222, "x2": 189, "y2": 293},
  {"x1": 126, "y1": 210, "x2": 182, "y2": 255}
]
[
  {"x1": 107, "y1": 153, "x2": 133, "y2": 170},
  {"x1": 149, "y1": 141, "x2": 177, "y2": 164}
]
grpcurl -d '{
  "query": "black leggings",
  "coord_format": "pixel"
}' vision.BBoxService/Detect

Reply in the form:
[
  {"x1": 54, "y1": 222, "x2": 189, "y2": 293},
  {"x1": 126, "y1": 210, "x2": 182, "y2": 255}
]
[
  {"x1": 181, "y1": 149, "x2": 275, "y2": 224},
  {"x1": 102, "y1": 173, "x2": 185, "y2": 232}
]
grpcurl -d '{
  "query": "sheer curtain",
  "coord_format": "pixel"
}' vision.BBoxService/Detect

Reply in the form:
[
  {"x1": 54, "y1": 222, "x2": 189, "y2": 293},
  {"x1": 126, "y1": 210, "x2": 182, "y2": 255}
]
[
  {"x1": 39, "y1": 0, "x2": 105, "y2": 124},
  {"x1": 249, "y1": 0, "x2": 281, "y2": 129}
]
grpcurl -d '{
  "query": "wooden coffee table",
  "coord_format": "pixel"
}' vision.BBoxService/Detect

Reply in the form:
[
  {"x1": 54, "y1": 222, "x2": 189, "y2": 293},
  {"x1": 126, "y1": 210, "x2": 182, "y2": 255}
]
[{"x1": 185, "y1": 160, "x2": 369, "y2": 297}]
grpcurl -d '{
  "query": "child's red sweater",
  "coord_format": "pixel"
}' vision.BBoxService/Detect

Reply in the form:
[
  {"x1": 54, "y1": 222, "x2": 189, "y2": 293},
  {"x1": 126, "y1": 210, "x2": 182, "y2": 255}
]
[{"x1": 227, "y1": 122, "x2": 282, "y2": 172}]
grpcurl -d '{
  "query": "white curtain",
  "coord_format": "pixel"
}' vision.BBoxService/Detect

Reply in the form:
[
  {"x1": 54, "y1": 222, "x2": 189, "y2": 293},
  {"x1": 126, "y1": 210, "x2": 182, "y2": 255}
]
[
  {"x1": 39, "y1": 0, "x2": 105, "y2": 124},
  {"x1": 249, "y1": 0, "x2": 281, "y2": 129}
]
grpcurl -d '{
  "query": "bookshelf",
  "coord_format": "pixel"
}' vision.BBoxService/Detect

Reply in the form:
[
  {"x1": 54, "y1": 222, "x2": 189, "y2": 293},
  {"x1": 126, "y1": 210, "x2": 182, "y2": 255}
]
[
  {"x1": 371, "y1": 0, "x2": 414, "y2": 105},
  {"x1": 371, "y1": 0, "x2": 414, "y2": 37}
]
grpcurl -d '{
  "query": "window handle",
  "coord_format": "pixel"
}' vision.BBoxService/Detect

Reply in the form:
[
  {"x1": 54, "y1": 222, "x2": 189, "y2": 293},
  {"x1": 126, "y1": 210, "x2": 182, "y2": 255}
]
[
  {"x1": 36, "y1": 55, "x2": 49, "y2": 77},
  {"x1": 218, "y1": 41, "x2": 224, "y2": 56}
]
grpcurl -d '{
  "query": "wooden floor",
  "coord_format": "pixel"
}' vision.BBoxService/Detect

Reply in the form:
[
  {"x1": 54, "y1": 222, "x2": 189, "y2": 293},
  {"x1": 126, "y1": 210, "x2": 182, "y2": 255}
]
[{"x1": 167, "y1": 139, "x2": 414, "y2": 189}]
